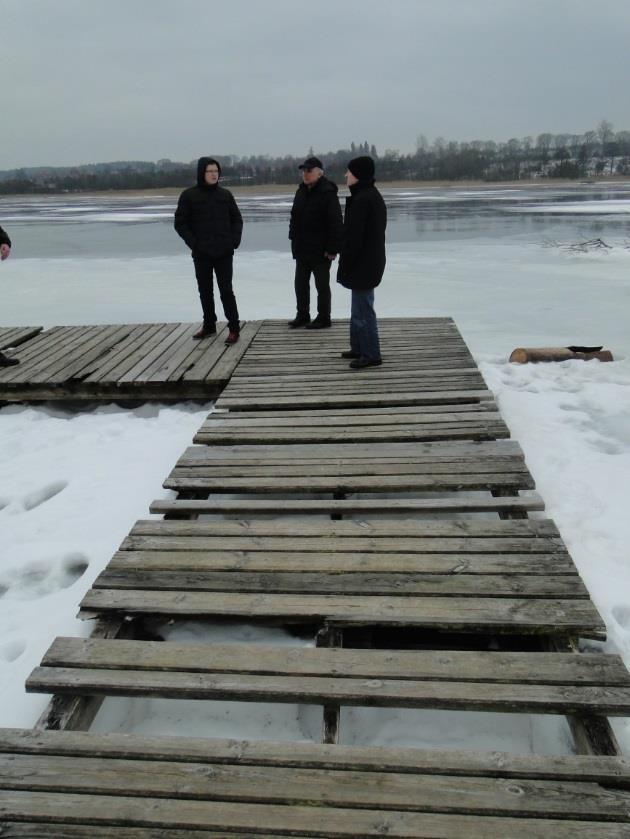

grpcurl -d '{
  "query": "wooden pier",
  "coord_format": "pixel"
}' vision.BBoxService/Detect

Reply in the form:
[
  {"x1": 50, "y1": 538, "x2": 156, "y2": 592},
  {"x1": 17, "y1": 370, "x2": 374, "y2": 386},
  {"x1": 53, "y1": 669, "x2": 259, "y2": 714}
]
[
  {"x1": 0, "y1": 321, "x2": 260, "y2": 402},
  {"x1": 1, "y1": 317, "x2": 629, "y2": 837}
]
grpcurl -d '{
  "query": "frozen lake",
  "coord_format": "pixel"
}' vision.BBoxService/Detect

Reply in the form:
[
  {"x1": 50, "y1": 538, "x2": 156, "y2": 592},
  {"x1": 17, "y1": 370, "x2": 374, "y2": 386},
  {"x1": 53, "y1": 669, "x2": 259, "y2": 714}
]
[{"x1": 2, "y1": 181, "x2": 630, "y2": 258}]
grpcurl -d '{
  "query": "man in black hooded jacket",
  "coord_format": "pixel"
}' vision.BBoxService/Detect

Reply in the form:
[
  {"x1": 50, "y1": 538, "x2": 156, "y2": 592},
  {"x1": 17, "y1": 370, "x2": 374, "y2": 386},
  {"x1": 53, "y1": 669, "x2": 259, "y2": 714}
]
[
  {"x1": 174, "y1": 157, "x2": 243, "y2": 344},
  {"x1": 0, "y1": 224, "x2": 19, "y2": 367},
  {"x1": 288, "y1": 156, "x2": 343, "y2": 329}
]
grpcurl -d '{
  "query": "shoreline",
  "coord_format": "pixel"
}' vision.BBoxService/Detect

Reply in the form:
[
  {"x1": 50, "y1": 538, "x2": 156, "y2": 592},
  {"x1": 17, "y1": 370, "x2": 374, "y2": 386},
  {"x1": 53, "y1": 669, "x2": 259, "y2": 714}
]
[{"x1": 1, "y1": 177, "x2": 629, "y2": 200}]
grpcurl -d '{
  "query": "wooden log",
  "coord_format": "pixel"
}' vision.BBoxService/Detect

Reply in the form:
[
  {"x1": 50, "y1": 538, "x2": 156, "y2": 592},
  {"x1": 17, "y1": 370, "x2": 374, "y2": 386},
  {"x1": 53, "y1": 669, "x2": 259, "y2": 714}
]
[{"x1": 509, "y1": 347, "x2": 613, "y2": 363}]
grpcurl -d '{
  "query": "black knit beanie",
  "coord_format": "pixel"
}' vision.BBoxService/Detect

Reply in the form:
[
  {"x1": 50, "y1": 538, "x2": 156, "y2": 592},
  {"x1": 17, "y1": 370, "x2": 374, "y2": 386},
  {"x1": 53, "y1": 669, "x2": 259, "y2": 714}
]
[{"x1": 347, "y1": 156, "x2": 375, "y2": 180}]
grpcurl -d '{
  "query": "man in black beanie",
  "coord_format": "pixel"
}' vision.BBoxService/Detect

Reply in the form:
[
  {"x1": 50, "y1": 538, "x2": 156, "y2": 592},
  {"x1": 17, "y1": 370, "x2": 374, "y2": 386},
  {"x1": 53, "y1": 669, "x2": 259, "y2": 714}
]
[
  {"x1": 0, "y1": 224, "x2": 19, "y2": 367},
  {"x1": 337, "y1": 156, "x2": 387, "y2": 368},
  {"x1": 174, "y1": 157, "x2": 243, "y2": 345}
]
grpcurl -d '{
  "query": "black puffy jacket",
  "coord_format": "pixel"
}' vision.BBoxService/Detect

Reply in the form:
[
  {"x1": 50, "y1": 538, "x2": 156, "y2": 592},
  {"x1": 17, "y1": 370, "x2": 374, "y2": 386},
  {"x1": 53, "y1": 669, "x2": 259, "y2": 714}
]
[
  {"x1": 337, "y1": 180, "x2": 387, "y2": 290},
  {"x1": 289, "y1": 176, "x2": 343, "y2": 261},
  {"x1": 174, "y1": 158, "x2": 243, "y2": 258},
  {"x1": 0, "y1": 226, "x2": 10, "y2": 247}
]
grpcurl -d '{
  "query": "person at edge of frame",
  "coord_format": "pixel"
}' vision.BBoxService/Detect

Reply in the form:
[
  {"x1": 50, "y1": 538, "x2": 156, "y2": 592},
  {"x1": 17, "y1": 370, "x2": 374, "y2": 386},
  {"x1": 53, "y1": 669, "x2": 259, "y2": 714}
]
[
  {"x1": 0, "y1": 225, "x2": 19, "y2": 367},
  {"x1": 336, "y1": 156, "x2": 387, "y2": 369},
  {"x1": 174, "y1": 157, "x2": 243, "y2": 345},
  {"x1": 287, "y1": 155, "x2": 343, "y2": 329}
]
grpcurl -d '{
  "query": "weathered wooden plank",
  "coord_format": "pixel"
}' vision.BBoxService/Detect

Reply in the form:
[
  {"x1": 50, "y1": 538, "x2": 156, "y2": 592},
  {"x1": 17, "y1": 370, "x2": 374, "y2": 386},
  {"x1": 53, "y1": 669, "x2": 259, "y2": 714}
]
[
  {"x1": 2, "y1": 729, "x2": 629, "y2": 784},
  {"x1": 25, "y1": 664, "x2": 630, "y2": 713},
  {"x1": 42, "y1": 638, "x2": 629, "y2": 686},
  {"x1": 222, "y1": 379, "x2": 488, "y2": 398},
  {"x1": 216, "y1": 389, "x2": 495, "y2": 410},
  {"x1": 94, "y1": 568, "x2": 584, "y2": 598},
  {"x1": 0, "y1": 325, "x2": 87, "y2": 384},
  {"x1": 0, "y1": 326, "x2": 43, "y2": 349},
  {"x1": 83, "y1": 323, "x2": 166, "y2": 383},
  {"x1": 2, "y1": 753, "x2": 630, "y2": 821},
  {"x1": 183, "y1": 438, "x2": 524, "y2": 457},
  {"x1": 1, "y1": 791, "x2": 627, "y2": 838},
  {"x1": 200, "y1": 409, "x2": 503, "y2": 428},
  {"x1": 108, "y1": 549, "x2": 575, "y2": 575},
  {"x1": 23, "y1": 326, "x2": 120, "y2": 385},
  {"x1": 229, "y1": 367, "x2": 485, "y2": 386},
  {"x1": 193, "y1": 426, "x2": 510, "y2": 445},
  {"x1": 149, "y1": 495, "x2": 545, "y2": 517},
  {"x1": 162, "y1": 472, "x2": 533, "y2": 494},
  {"x1": 204, "y1": 320, "x2": 263, "y2": 382},
  {"x1": 140, "y1": 323, "x2": 213, "y2": 383},
  {"x1": 167, "y1": 457, "x2": 530, "y2": 477},
  {"x1": 108, "y1": 323, "x2": 180, "y2": 384},
  {"x1": 116, "y1": 323, "x2": 191, "y2": 384},
  {"x1": 203, "y1": 403, "x2": 500, "y2": 421},
  {"x1": 128, "y1": 517, "x2": 557, "y2": 536},
  {"x1": 78, "y1": 590, "x2": 606, "y2": 637},
  {"x1": 47, "y1": 324, "x2": 142, "y2": 383}
]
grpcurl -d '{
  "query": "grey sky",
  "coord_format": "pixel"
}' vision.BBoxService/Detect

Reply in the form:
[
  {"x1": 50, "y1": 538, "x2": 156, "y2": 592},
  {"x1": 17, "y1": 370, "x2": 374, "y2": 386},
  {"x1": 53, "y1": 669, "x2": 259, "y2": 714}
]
[{"x1": 2, "y1": 0, "x2": 629, "y2": 169}]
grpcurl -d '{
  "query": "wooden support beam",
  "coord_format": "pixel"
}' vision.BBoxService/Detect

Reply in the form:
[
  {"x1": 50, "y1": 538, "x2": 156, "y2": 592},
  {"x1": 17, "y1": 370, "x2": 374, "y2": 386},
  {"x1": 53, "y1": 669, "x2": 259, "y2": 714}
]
[
  {"x1": 35, "y1": 618, "x2": 133, "y2": 732},
  {"x1": 492, "y1": 488, "x2": 529, "y2": 520},
  {"x1": 316, "y1": 625, "x2": 343, "y2": 744},
  {"x1": 544, "y1": 636, "x2": 621, "y2": 756}
]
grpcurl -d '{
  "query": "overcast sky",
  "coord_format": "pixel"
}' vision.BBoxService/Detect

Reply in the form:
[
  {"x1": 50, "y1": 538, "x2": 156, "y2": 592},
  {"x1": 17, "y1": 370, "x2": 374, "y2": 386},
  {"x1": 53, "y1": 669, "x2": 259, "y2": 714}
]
[{"x1": 2, "y1": 0, "x2": 629, "y2": 169}]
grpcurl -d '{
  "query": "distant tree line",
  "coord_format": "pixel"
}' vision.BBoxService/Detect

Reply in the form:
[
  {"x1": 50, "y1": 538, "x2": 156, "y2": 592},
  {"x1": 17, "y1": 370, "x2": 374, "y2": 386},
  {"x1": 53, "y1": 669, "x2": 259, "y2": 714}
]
[{"x1": 1, "y1": 122, "x2": 629, "y2": 194}]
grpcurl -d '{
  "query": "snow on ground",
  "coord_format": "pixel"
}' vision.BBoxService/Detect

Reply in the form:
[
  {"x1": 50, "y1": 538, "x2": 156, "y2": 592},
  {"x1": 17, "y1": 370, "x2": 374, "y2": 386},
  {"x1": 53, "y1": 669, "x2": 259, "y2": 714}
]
[
  {"x1": 0, "y1": 402, "x2": 209, "y2": 727},
  {"x1": 1, "y1": 234, "x2": 630, "y2": 753}
]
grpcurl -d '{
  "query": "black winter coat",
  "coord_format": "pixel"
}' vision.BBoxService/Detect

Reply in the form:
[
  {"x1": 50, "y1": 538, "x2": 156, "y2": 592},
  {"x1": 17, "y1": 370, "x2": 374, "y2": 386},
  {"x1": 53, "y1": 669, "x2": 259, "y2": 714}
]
[
  {"x1": 0, "y1": 226, "x2": 10, "y2": 247},
  {"x1": 174, "y1": 159, "x2": 243, "y2": 259},
  {"x1": 289, "y1": 176, "x2": 343, "y2": 261},
  {"x1": 337, "y1": 180, "x2": 387, "y2": 290}
]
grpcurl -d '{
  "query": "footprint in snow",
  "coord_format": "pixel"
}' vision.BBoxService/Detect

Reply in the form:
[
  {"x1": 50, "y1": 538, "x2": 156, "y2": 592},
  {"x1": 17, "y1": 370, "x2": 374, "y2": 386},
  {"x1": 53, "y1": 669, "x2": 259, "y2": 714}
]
[
  {"x1": 3, "y1": 552, "x2": 89, "y2": 599},
  {"x1": 22, "y1": 480, "x2": 69, "y2": 511},
  {"x1": 0, "y1": 640, "x2": 26, "y2": 662}
]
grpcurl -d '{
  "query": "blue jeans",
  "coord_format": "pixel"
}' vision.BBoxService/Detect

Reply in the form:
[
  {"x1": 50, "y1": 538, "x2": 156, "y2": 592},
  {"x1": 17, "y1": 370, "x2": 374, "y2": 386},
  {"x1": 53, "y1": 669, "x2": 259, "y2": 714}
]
[{"x1": 350, "y1": 289, "x2": 381, "y2": 361}]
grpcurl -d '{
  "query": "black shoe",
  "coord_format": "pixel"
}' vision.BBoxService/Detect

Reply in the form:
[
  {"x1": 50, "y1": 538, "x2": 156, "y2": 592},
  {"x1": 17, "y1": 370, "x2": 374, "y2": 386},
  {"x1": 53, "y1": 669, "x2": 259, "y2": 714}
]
[
  {"x1": 288, "y1": 315, "x2": 311, "y2": 329},
  {"x1": 0, "y1": 352, "x2": 19, "y2": 367},
  {"x1": 305, "y1": 318, "x2": 331, "y2": 330},
  {"x1": 192, "y1": 325, "x2": 217, "y2": 340},
  {"x1": 349, "y1": 357, "x2": 383, "y2": 369},
  {"x1": 341, "y1": 350, "x2": 360, "y2": 359}
]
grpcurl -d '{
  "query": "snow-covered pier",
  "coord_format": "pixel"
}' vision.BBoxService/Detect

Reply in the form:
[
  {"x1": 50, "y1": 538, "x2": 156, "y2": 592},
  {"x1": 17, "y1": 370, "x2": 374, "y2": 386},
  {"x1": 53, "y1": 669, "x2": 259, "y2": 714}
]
[{"x1": 1, "y1": 318, "x2": 630, "y2": 836}]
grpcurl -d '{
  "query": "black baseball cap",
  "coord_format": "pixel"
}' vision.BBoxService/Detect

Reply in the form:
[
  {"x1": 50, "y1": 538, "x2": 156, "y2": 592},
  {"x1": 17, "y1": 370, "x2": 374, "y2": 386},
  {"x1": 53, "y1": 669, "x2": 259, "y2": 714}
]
[{"x1": 298, "y1": 156, "x2": 323, "y2": 170}]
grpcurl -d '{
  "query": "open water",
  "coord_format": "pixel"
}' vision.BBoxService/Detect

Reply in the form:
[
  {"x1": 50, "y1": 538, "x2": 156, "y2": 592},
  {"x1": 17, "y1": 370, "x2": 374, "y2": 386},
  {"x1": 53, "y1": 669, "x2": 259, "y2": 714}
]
[{"x1": 1, "y1": 182, "x2": 629, "y2": 259}]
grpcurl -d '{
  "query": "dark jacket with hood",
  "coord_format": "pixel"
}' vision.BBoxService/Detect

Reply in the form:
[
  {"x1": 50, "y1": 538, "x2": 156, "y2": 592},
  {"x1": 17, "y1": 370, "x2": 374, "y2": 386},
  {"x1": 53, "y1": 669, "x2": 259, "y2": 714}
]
[
  {"x1": 289, "y1": 176, "x2": 343, "y2": 262},
  {"x1": 174, "y1": 157, "x2": 243, "y2": 259},
  {"x1": 0, "y1": 226, "x2": 10, "y2": 248},
  {"x1": 337, "y1": 179, "x2": 387, "y2": 290}
]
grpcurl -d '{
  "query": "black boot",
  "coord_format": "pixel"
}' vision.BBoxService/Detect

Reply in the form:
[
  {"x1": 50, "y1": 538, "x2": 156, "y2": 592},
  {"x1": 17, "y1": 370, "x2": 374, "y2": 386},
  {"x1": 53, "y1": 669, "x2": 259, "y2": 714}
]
[
  {"x1": 305, "y1": 316, "x2": 331, "y2": 330},
  {"x1": 0, "y1": 351, "x2": 19, "y2": 367},
  {"x1": 288, "y1": 315, "x2": 311, "y2": 329}
]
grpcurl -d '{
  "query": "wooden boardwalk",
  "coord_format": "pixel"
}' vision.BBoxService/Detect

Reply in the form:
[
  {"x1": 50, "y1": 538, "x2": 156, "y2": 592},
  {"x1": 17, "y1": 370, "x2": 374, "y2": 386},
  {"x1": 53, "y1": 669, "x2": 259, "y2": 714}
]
[
  {"x1": 2, "y1": 317, "x2": 629, "y2": 837},
  {"x1": 0, "y1": 321, "x2": 260, "y2": 401}
]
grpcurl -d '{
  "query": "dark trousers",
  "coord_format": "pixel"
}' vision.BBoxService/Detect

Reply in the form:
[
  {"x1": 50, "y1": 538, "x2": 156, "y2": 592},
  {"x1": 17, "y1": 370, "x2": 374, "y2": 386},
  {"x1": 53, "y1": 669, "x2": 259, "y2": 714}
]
[
  {"x1": 294, "y1": 258, "x2": 331, "y2": 320},
  {"x1": 350, "y1": 288, "x2": 381, "y2": 361},
  {"x1": 193, "y1": 253, "x2": 240, "y2": 333}
]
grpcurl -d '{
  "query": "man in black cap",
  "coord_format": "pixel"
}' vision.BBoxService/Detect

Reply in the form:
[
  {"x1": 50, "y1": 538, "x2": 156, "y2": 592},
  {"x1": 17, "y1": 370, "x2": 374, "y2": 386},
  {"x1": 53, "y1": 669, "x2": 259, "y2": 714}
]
[
  {"x1": 337, "y1": 156, "x2": 387, "y2": 369},
  {"x1": 0, "y1": 224, "x2": 19, "y2": 367},
  {"x1": 174, "y1": 157, "x2": 243, "y2": 345},
  {"x1": 288, "y1": 156, "x2": 343, "y2": 329}
]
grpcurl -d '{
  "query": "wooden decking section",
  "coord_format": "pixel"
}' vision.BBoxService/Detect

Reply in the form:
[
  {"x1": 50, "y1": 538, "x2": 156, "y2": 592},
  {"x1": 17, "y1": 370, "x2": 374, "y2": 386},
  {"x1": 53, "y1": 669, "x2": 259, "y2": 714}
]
[
  {"x1": 2, "y1": 317, "x2": 629, "y2": 836},
  {"x1": 0, "y1": 321, "x2": 260, "y2": 401}
]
